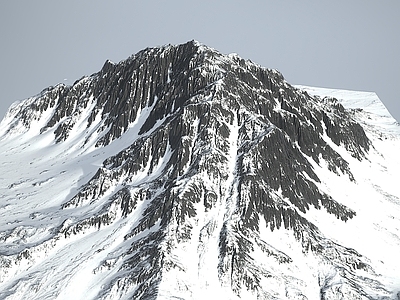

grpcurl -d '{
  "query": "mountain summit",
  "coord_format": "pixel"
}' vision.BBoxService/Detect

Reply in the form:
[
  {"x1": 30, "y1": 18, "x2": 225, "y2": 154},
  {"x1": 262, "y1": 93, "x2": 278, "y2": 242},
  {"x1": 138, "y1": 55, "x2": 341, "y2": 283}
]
[{"x1": 1, "y1": 40, "x2": 399, "y2": 299}]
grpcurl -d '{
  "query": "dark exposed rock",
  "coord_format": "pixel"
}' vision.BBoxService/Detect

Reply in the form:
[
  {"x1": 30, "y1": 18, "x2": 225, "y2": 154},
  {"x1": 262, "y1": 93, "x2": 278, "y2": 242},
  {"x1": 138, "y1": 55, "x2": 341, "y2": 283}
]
[{"x1": 2, "y1": 40, "x2": 383, "y2": 299}]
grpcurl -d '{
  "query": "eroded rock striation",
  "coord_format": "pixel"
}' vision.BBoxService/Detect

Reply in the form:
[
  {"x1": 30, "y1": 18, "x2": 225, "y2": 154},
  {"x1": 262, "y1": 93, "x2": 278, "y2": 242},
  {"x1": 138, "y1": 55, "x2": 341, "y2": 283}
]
[{"x1": 1, "y1": 41, "x2": 397, "y2": 300}]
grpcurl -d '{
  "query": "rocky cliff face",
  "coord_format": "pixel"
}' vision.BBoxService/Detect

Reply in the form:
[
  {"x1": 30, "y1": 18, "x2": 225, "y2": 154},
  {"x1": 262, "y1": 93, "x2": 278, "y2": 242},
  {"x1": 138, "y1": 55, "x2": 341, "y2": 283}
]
[{"x1": 0, "y1": 41, "x2": 399, "y2": 299}]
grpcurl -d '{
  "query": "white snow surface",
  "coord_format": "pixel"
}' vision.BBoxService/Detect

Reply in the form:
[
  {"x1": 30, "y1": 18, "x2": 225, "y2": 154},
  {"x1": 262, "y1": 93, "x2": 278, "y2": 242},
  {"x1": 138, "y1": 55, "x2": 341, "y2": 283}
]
[
  {"x1": 0, "y1": 85, "x2": 399, "y2": 299},
  {"x1": 295, "y1": 85, "x2": 400, "y2": 136},
  {"x1": 295, "y1": 85, "x2": 400, "y2": 291}
]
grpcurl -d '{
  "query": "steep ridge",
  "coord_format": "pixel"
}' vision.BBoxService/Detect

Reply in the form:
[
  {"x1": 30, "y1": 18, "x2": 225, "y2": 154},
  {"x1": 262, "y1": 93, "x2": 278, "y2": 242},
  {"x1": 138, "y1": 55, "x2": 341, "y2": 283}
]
[{"x1": 0, "y1": 41, "x2": 399, "y2": 299}]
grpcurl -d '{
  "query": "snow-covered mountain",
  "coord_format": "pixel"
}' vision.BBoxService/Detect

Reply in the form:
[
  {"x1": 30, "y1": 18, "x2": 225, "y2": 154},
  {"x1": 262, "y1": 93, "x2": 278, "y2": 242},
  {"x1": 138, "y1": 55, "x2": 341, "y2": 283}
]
[{"x1": 0, "y1": 40, "x2": 399, "y2": 300}]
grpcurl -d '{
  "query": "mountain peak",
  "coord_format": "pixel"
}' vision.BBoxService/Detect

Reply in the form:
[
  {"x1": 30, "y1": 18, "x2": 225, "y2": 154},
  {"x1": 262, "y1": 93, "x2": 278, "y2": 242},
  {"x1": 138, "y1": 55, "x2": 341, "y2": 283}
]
[{"x1": 0, "y1": 41, "x2": 399, "y2": 299}]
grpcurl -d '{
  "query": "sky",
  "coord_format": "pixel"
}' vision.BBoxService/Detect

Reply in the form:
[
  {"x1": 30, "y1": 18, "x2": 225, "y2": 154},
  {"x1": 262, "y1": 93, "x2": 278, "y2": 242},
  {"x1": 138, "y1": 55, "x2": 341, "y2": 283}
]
[{"x1": 1, "y1": 1, "x2": 399, "y2": 122}]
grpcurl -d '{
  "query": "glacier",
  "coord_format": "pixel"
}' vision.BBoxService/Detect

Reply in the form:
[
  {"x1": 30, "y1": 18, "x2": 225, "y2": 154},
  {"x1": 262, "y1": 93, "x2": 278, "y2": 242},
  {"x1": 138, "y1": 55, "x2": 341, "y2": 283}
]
[{"x1": 0, "y1": 41, "x2": 399, "y2": 299}]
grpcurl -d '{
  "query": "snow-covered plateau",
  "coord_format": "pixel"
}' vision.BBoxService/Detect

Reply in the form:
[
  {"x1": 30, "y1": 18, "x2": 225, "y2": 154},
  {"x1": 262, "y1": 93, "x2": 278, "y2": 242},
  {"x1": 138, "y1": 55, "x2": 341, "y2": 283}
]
[{"x1": 0, "y1": 41, "x2": 399, "y2": 299}]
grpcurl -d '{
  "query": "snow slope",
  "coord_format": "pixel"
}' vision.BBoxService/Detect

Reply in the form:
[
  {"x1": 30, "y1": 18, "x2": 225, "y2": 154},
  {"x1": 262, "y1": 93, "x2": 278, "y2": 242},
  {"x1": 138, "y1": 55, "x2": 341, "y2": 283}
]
[
  {"x1": 0, "y1": 42, "x2": 399, "y2": 299},
  {"x1": 296, "y1": 85, "x2": 400, "y2": 293}
]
